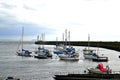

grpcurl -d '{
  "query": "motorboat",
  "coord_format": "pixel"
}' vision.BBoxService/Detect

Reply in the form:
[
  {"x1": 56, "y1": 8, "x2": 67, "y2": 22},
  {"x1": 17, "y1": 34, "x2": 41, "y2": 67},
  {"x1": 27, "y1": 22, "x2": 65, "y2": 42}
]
[{"x1": 87, "y1": 63, "x2": 111, "y2": 74}]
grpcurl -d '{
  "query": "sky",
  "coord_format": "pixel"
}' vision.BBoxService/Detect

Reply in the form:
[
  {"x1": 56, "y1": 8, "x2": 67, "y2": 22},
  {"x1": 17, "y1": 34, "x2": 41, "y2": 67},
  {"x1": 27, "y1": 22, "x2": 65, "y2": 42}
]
[{"x1": 0, "y1": 0, "x2": 120, "y2": 41}]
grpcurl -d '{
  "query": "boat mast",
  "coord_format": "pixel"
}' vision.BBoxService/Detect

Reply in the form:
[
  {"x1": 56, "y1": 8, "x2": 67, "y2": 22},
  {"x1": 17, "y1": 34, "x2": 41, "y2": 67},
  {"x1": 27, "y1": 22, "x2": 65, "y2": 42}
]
[
  {"x1": 43, "y1": 33, "x2": 45, "y2": 48},
  {"x1": 56, "y1": 37, "x2": 58, "y2": 47},
  {"x1": 21, "y1": 27, "x2": 24, "y2": 51},
  {"x1": 37, "y1": 35, "x2": 39, "y2": 41},
  {"x1": 62, "y1": 33, "x2": 64, "y2": 45},
  {"x1": 68, "y1": 31, "x2": 70, "y2": 47},
  {"x1": 88, "y1": 34, "x2": 90, "y2": 50},
  {"x1": 65, "y1": 29, "x2": 67, "y2": 47},
  {"x1": 42, "y1": 33, "x2": 45, "y2": 48}
]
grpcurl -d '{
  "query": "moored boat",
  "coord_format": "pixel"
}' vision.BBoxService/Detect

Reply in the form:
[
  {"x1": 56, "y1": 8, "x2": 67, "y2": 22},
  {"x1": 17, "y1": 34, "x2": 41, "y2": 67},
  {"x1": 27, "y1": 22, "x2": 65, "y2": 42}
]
[
  {"x1": 34, "y1": 47, "x2": 52, "y2": 59},
  {"x1": 83, "y1": 34, "x2": 108, "y2": 62},
  {"x1": 58, "y1": 46, "x2": 79, "y2": 61},
  {"x1": 83, "y1": 48, "x2": 98, "y2": 59},
  {"x1": 16, "y1": 27, "x2": 32, "y2": 57},
  {"x1": 59, "y1": 54, "x2": 79, "y2": 61},
  {"x1": 92, "y1": 56, "x2": 108, "y2": 62},
  {"x1": 17, "y1": 49, "x2": 32, "y2": 57},
  {"x1": 83, "y1": 48, "x2": 108, "y2": 62},
  {"x1": 54, "y1": 30, "x2": 79, "y2": 61},
  {"x1": 54, "y1": 44, "x2": 65, "y2": 55},
  {"x1": 53, "y1": 64, "x2": 118, "y2": 80},
  {"x1": 87, "y1": 63, "x2": 111, "y2": 74},
  {"x1": 34, "y1": 33, "x2": 52, "y2": 59}
]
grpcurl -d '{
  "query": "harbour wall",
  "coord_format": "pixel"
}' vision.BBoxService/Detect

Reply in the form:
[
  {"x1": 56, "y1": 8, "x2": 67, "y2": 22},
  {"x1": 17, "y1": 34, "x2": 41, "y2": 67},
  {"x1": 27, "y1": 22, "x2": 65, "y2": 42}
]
[{"x1": 35, "y1": 41, "x2": 120, "y2": 52}]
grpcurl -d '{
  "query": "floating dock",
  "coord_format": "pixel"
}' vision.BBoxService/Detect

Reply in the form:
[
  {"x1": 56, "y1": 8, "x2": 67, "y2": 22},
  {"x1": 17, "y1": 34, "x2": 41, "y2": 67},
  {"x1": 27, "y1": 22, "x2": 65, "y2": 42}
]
[{"x1": 54, "y1": 74, "x2": 120, "y2": 80}]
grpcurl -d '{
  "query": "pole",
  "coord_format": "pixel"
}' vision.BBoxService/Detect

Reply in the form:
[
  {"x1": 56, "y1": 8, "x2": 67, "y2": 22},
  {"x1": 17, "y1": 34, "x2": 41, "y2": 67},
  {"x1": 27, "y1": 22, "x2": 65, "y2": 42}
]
[
  {"x1": 21, "y1": 27, "x2": 24, "y2": 51},
  {"x1": 88, "y1": 34, "x2": 90, "y2": 50}
]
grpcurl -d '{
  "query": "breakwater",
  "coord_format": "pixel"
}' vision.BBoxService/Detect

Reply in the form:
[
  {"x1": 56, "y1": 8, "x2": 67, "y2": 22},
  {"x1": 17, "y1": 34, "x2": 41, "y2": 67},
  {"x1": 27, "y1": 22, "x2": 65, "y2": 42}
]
[{"x1": 35, "y1": 41, "x2": 120, "y2": 52}]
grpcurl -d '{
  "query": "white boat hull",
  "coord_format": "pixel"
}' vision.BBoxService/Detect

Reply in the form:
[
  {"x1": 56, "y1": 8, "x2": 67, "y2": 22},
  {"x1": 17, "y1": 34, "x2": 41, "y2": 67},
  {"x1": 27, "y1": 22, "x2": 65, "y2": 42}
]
[
  {"x1": 84, "y1": 54, "x2": 108, "y2": 61},
  {"x1": 83, "y1": 54, "x2": 97, "y2": 59},
  {"x1": 87, "y1": 68, "x2": 110, "y2": 74},
  {"x1": 34, "y1": 49, "x2": 52, "y2": 59},
  {"x1": 17, "y1": 51, "x2": 32, "y2": 57},
  {"x1": 59, "y1": 54, "x2": 79, "y2": 61}
]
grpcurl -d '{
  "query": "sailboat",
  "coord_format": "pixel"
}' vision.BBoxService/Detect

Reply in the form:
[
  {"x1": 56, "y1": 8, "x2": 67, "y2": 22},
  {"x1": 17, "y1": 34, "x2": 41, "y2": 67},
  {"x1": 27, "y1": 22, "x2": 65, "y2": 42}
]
[
  {"x1": 16, "y1": 27, "x2": 32, "y2": 57},
  {"x1": 34, "y1": 33, "x2": 52, "y2": 59},
  {"x1": 83, "y1": 34, "x2": 108, "y2": 62},
  {"x1": 83, "y1": 34, "x2": 97, "y2": 59},
  {"x1": 53, "y1": 35, "x2": 66, "y2": 55},
  {"x1": 56, "y1": 30, "x2": 79, "y2": 61}
]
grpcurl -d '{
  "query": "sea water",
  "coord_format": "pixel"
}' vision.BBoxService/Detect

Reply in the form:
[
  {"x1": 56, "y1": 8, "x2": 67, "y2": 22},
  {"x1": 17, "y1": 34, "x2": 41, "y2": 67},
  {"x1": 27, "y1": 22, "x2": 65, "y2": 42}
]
[{"x1": 0, "y1": 41, "x2": 120, "y2": 80}]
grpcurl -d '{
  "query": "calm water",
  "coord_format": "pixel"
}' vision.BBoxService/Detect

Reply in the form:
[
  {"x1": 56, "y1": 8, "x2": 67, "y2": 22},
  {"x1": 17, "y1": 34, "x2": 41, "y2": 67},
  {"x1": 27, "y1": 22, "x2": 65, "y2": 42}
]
[{"x1": 0, "y1": 41, "x2": 120, "y2": 80}]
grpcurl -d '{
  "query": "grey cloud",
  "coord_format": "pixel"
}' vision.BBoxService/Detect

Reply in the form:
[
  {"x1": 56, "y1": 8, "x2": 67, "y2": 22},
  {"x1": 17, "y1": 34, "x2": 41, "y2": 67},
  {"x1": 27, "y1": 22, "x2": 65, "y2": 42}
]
[
  {"x1": 0, "y1": 2, "x2": 16, "y2": 9},
  {"x1": 23, "y1": 5, "x2": 36, "y2": 10},
  {"x1": 0, "y1": 10, "x2": 54, "y2": 36},
  {"x1": 0, "y1": 11, "x2": 19, "y2": 27},
  {"x1": 70, "y1": 22, "x2": 81, "y2": 26}
]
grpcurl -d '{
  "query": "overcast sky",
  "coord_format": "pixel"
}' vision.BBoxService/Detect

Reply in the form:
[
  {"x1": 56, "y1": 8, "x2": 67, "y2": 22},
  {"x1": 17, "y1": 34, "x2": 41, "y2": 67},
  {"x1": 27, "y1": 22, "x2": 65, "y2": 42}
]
[{"x1": 0, "y1": 0, "x2": 120, "y2": 41}]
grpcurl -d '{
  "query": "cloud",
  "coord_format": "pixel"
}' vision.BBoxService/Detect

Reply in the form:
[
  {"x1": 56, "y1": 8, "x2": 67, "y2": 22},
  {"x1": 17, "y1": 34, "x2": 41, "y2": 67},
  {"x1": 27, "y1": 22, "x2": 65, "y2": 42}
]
[
  {"x1": 0, "y1": 0, "x2": 120, "y2": 41},
  {"x1": 0, "y1": 2, "x2": 16, "y2": 9},
  {"x1": 0, "y1": 10, "x2": 53, "y2": 36},
  {"x1": 0, "y1": 3, "x2": 54, "y2": 40},
  {"x1": 23, "y1": 5, "x2": 35, "y2": 10},
  {"x1": 0, "y1": 24, "x2": 52, "y2": 36},
  {"x1": 0, "y1": 11, "x2": 18, "y2": 28}
]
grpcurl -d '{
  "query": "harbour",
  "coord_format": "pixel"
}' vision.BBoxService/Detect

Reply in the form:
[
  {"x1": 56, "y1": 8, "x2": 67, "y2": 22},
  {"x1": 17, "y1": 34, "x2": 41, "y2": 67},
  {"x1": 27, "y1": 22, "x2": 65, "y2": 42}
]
[
  {"x1": 0, "y1": 0, "x2": 120, "y2": 79},
  {"x1": 0, "y1": 41, "x2": 120, "y2": 80}
]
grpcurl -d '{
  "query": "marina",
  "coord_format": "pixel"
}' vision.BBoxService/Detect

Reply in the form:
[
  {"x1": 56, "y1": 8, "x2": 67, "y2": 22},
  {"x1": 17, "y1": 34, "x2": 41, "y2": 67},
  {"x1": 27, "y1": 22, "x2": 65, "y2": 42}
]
[
  {"x1": 0, "y1": 0, "x2": 120, "y2": 80},
  {"x1": 0, "y1": 41, "x2": 120, "y2": 80}
]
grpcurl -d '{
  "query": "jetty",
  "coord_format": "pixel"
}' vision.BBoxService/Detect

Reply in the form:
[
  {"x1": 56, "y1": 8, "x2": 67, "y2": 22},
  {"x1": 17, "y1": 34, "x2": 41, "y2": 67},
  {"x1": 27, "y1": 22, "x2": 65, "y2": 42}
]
[
  {"x1": 35, "y1": 41, "x2": 120, "y2": 52},
  {"x1": 54, "y1": 74, "x2": 120, "y2": 80}
]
